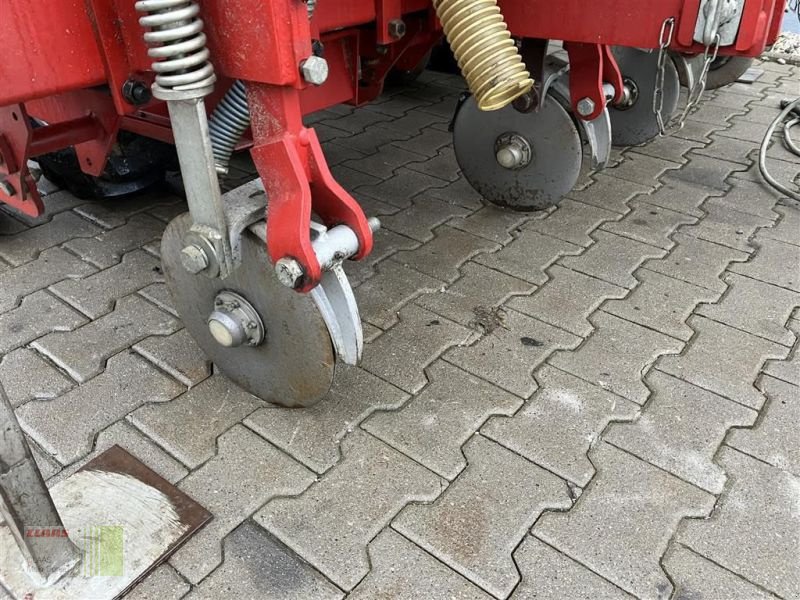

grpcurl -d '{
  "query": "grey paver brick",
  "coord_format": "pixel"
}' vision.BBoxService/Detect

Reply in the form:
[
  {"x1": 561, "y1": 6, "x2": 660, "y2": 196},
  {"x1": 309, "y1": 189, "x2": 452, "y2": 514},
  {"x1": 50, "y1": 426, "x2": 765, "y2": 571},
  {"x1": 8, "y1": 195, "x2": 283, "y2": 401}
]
[
  {"x1": 663, "y1": 153, "x2": 746, "y2": 191},
  {"x1": 512, "y1": 536, "x2": 634, "y2": 600},
  {"x1": 682, "y1": 197, "x2": 774, "y2": 252},
  {"x1": 1, "y1": 189, "x2": 87, "y2": 227},
  {"x1": 697, "y1": 272, "x2": 799, "y2": 346},
  {"x1": 643, "y1": 232, "x2": 749, "y2": 292},
  {"x1": 0, "y1": 211, "x2": 101, "y2": 266},
  {"x1": 528, "y1": 199, "x2": 619, "y2": 247},
  {"x1": 672, "y1": 119, "x2": 727, "y2": 144},
  {"x1": 550, "y1": 310, "x2": 684, "y2": 404},
  {"x1": 605, "y1": 152, "x2": 681, "y2": 187},
  {"x1": 448, "y1": 205, "x2": 536, "y2": 245},
  {"x1": 256, "y1": 429, "x2": 444, "y2": 591},
  {"x1": 482, "y1": 364, "x2": 639, "y2": 486},
  {"x1": 364, "y1": 360, "x2": 521, "y2": 479},
  {"x1": 729, "y1": 237, "x2": 800, "y2": 292},
  {"x1": 170, "y1": 425, "x2": 315, "y2": 584},
  {"x1": 663, "y1": 543, "x2": 779, "y2": 600},
  {"x1": 343, "y1": 145, "x2": 425, "y2": 180},
  {"x1": 378, "y1": 197, "x2": 471, "y2": 243},
  {"x1": 361, "y1": 303, "x2": 474, "y2": 394},
  {"x1": 678, "y1": 447, "x2": 800, "y2": 599},
  {"x1": 394, "y1": 435, "x2": 571, "y2": 599},
  {"x1": 134, "y1": 328, "x2": 211, "y2": 387},
  {"x1": 635, "y1": 182, "x2": 711, "y2": 218},
  {"x1": 129, "y1": 375, "x2": 263, "y2": 469},
  {"x1": 138, "y1": 282, "x2": 177, "y2": 316},
  {"x1": 28, "y1": 441, "x2": 62, "y2": 481},
  {"x1": 331, "y1": 164, "x2": 382, "y2": 190},
  {"x1": 761, "y1": 205, "x2": 800, "y2": 247},
  {"x1": 0, "y1": 289, "x2": 87, "y2": 354},
  {"x1": 0, "y1": 247, "x2": 96, "y2": 313},
  {"x1": 406, "y1": 147, "x2": 460, "y2": 182},
  {"x1": 350, "y1": 529, "x2": 491, "y2": 600},
  {"x1": 475, "y1": 230, "x2": 581, "y2": 285},
  {"x1": 245, "y1": 364, "x2": 408, "y2": 473},
  {"x1": 694, "y1": 132, "x2": 756, "y2": 165},
  {"x1": 601, "y1": 199, "x2": 697, "y2": 250},
  {"x1": 0, "y1": 348, "x2": 73, "y2": 408},
  {"x1": 416, "y1": 262, "x2": 532, "y2": 329},
  {"x1": 426, "y1": 176, "x2": 485, "y2": 210},
  {"x1": 392, "y1": 128, "x2": 453, "y2": 158},
  {"x1": 731, "y1": 153, "x2": 799, "y2": 187},
  {"x1": 603, "y1": 268, "x2": 721, "y2": 341},
  {"x1": 727, "y1": 374, "x2": 800, "y2": 476},
  {"x1": 684, "y1": 101, "x2": 746, "y2": 127},
  {"x1": 127, "y1": 564, "x2": 190, "y2": 600},
  {"x1": 63, "y1": 213, "x2": 166, "y2": 269},
  {"x1": 50, "y1": 249, "x2": 163, "y2": 318},
  {"x1": 0, "y1": 213, "x2": 26, "y2": 235},
  {"x1": 187, "y1": 521, "x2": 344, "y2": 599},
  {"x1": 16, "y1": 351, "x2": 184, "y2": 464},
  {"x1": 507, "y1": 265, "x2": 626, "y2": 338},
  {"x1": 34, "y1": 294, "x2": 180, "y2": 382},
  {"x1": 763, "y1": 317, "x2": 800, "y2": 385},
  {"x1": 659, "y1": 315, "x2": 788, "y2": 409},
  {"x1": 716, "y1": 118, "x2": 775, "y2": 144},
  {"x1": 560, "y1": 230, "x2": 666, "y2": 289},
  {"x1": 393, "y1": 226, "x2": 499, "y2": 283},
  {"x1": 367, "y1": 94, "x2": 433, "y2": 117},
  {"x1": 565, "y1": 173, "x2": 653, "y2": 214},
  {"x1": 73, "y1": 192, "x2": 177, "y2": 228},
  {"x1": 605, "y1": 370, "x2": 756, "y2": 493},
  {"x1": 342, "y1": 126, "x2": 414, "y2": 156},
  {"x1": 534, "y1": 442, "x2": 715, "y2": 599},
  {"x1": 322, "y1": 109, "x2": 393, "y2": 134},
  {"x1": 343, "y1": 227, "x2": 419, "y2": 286},
  {"x1": 629, "y1": 135, "x2": 704, "y2": 164},
  {"x1": 709, "y1": 179, "x2": 783, "y2": 220},
  {"x1": 375, "y1": 110, "x2": 450, "y2": 136},
  {"x1": 357, "y1": 168, "x2": 447, "y2": 209},
  {"x1": 445, "y1": 309, "x2": 581, "y2": 398}
]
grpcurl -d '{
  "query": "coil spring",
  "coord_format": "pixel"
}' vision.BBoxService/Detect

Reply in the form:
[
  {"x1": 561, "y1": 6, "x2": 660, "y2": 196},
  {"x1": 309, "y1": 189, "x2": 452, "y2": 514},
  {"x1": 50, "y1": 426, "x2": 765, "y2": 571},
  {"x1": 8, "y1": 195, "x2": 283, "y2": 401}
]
[
  {"x1": 432, "y1": 0, "x2": 533, "y2": 111},
  {"x1": 134, "y1": 0, "x2": 216, "y2": 99},
  {"x1": 208, "y1": 80, "x2": 251, "y2": 174}
]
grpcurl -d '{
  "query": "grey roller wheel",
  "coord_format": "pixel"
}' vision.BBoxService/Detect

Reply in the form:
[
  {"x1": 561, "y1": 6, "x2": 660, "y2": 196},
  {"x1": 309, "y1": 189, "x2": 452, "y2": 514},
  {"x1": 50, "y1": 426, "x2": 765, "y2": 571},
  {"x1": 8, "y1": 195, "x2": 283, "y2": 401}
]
[{"x1": 706, "y1": 56, "x2": 755, "y2": 89}]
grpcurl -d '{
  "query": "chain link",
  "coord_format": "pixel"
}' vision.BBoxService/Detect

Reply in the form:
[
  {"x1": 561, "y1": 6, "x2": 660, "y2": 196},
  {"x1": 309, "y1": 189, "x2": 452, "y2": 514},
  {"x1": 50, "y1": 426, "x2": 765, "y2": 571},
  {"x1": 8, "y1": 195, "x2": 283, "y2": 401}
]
[
  {"x1": 653, "y1": 17, "x2": 676, "y2": 137},
  {"x1": 672, "y1": 34, "x2": 720, "y2": 131}
]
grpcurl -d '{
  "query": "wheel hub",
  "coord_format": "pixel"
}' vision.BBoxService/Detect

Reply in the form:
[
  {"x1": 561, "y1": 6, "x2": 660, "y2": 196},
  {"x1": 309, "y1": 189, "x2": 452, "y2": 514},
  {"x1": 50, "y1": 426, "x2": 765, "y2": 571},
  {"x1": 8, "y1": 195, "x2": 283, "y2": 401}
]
[
  {"x1": 495, "y1": 133, "x2": 532, "y2": 170},
  {"x1": 207, "y1": 290, "x2": 265, "y2": 348}
]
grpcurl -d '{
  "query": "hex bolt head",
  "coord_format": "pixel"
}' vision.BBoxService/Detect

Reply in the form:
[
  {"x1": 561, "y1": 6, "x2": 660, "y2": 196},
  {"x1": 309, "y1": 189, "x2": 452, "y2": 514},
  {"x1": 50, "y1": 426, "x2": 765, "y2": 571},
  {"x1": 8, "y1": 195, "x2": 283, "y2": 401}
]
[
  {"x1": 275, "y1": 257, "x2": 305, "y2": 289},
  {"x1": 180, "y1": 244, "x2": 210, "y2": 274},
  {"x1": 122, "y1": 79, "x2": 152, "y2": 106},
  {"x1": 388, "y1": 19, "x2": 407, "y2": 39},
  {"x1": 300, "y1": 56, "x2": 329, "y2": 86},
  {"x1": 0, "y1": 180, "x2": 15, "y2": 197},
  {"x1": 576, "y1": 97, "x2": 596, "y2": 117}
]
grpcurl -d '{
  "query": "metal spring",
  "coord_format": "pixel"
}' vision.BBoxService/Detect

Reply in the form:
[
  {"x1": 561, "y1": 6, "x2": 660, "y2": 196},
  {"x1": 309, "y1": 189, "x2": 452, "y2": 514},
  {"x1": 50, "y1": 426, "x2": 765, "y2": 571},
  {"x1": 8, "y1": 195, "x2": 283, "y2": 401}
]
[
  {"x1": 134, "y1": 0, "x2": 216, "y2": 99},
  {"x1": 208, "y1": 80, "x2": 251, "y2": 174},
  {"x1": 432, "y1": 0, "x2": 533, "y2": 111}
]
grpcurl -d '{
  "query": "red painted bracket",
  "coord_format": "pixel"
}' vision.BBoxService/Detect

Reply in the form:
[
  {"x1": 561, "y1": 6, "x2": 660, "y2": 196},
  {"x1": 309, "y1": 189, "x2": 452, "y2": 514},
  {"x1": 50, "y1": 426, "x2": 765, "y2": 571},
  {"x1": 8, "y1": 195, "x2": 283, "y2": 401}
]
[
  {"x1": 564, "y1": 42, "x2": 623, "y2": 121},
  {"x1": 0, "y1": 105, "x2": 44, "y2": 218}
]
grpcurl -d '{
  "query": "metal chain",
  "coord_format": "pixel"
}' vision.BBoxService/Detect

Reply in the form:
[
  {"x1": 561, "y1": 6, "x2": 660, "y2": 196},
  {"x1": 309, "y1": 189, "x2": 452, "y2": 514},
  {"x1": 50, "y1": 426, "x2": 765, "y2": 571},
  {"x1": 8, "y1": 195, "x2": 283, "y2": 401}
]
[
  {"x1": 653, "y1": 17, "x2": 676, "y2": 136},
  {"x1": 672, "y1": 34, "x2": 720, "y2": 131}
]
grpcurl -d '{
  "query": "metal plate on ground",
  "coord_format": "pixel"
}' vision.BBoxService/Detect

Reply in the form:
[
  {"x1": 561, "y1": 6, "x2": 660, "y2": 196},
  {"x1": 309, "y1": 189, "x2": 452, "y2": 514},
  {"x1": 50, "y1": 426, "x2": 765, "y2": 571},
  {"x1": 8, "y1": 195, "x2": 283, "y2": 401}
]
[
  {"x1": 453, "y1": 95, "x2": 582, "y2": 211},
  {"x1": 162, "y1": 212, "x2": 335, "y2": 407}
]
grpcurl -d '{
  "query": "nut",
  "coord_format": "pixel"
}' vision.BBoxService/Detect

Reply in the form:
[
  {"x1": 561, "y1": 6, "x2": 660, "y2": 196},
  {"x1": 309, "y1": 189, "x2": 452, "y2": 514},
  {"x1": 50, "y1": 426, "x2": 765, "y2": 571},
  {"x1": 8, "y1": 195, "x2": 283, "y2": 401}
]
[
  {"x1": 576, "y1": 97, "x2": 596, "y2": 117},
  {"x1": 180, "y1": 244, "x2": 210, "y2": 274},
  {"x1": 388, "y1": 19, "x2": 407, "y2": 39},
  {"x1": 0, "y1": 180, "x2": 15, "y2": 197},
  {"x1": 300, "y1": 56, "x2": 329, "y2": 86},
  {"x1": 274, "y1": 257, "x2": 305, "y2": 289}
]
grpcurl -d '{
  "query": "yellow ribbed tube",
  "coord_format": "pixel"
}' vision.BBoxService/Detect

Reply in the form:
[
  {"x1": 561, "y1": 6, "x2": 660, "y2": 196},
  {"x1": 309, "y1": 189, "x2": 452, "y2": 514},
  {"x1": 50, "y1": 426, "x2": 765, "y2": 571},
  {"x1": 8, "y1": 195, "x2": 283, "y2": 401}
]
[{"x1": 432, "y1": 0, "x2": 534, "y2": 111}]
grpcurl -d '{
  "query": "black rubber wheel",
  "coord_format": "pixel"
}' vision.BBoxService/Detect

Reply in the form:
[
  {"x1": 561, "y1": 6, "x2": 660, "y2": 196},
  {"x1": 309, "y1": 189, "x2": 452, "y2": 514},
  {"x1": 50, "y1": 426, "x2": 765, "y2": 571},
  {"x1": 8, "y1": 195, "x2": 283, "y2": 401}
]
[
  {"x1": 705, "y1": 56, "x2": 755, "y2": 90},
  {"x1": 387, "y1": 50, "x2": 433, "y2": 86}
]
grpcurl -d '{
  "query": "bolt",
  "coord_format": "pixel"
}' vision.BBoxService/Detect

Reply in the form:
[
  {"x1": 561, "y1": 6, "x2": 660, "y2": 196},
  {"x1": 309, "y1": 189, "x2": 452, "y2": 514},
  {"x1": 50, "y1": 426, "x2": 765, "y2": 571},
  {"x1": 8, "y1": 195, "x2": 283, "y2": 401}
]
[
  {"x1": 388, "y1": 19, "x2": 407, "y2": 39},
  {"x1": 0, "y1": 180, "x2": 15, "y2": 197},
  {"x1": 180, "y1": 244, "x2": 210, "y2": 274},
  {"x1": 274, "y1": 257, "x2": 305, "y2": 289},
  {"x1": 122, "y1": 80, "x2": 152, "y2": 106},
  {"x1": 512, "y1": 92, "x2": 536, "y2": 113},
  {"x1": 576, "y1": 97, "x2": 596, "y2": 117},
  {"x1": 300, "y1": 56, "x2": 329, "y2": 86},
  {"x1": 496, "y1": 144, "x2": 525, "y2": 169}
]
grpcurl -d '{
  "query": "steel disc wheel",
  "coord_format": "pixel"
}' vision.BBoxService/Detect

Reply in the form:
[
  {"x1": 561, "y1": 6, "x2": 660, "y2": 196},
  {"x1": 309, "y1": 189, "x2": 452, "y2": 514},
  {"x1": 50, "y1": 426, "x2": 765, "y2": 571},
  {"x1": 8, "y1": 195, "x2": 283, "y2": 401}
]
[
  {"x1": 706, "y1": 56, "x2": 754, "y2": 89},
  {"x1": 162, "y1": 213, "x2": 335, "y2": 407},
  {"x1": 453, "y1": 94, "x2": 583, "y2": 211},
  {"x1": 609, "y1": 46, "x2": 681, "y2": 146}
]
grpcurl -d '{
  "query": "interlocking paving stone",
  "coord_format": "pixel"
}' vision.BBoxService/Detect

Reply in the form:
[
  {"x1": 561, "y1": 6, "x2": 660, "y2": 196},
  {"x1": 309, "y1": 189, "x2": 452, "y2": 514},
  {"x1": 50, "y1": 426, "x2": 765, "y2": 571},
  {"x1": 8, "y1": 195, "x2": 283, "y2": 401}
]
[
  {"x1": 415, "y1": 262, "x2": 532, "y2": 329},
  {"x1": 0, "y1": 348, "x2": 73, "y2": 408},
  {"x1": 763, "y1": 317, "x2": 800, "y2": 385},
  {"x1": 0, "y1": 189, "x2": 87, "y2": 227},
  {"x1": 0, "y1": 289, "x2": 87, "y2": 354},
  {"x1": 761, "y1": 205, "x2": 800, "y2": 247},
  {"x1": 16, "y1": 351, "x2": 184, "y2": 464},
  {"x1": 185, "y1": 521, "x2": 342, "y2": 600},
  {"x1": 605, "y1": 152, "x2": 681, "y2": 186},
  {"x1": 637, "y1": 181, "x2": 711, "y2": 218},
  {"x1": 127, "y1": 564, "x2": 190, "y2": 600},
  {"x1": 73, "y1": 192, "x2": 176, "y2": 228},
  {"x1": 681, "y1": 198, "x2": 774, "y2": 252},
  {"x1": 693, "y1": 132, "x2": 757, "y2": 165},
  {"x1": 482, "y1": 365, "x2": 639, "y2": 486},
  {"x1": 256, "y1": 429, "x2": 444, "y2": 591},
  {"x1": 343, "y1": 227, "x2": 419, "y2": 286},
  {"x1": 129, "y1": 375, "x2": 263, "y2": 469},
  {"x1": 672, "y1": 119, "x2": 727, "y2": 144},
  {"x1": 364, "y1": 360, "x2": 521, "y2": 479},
  {"x1": 534, "y1": 442, "x2": 715, "y2": 599},
  {"x1": 378, "y1": 197, "x2": 472, "y2": 242},
  {"x1": 138, "y1": 281, "x2": 177, "y2": 316},
  {"x1": 349, "y1": 529, "x2": 491, "y2": 600},
  {"x1": 628, "y1": 135, "x2": 704, "y2": 164},
  {"x1": 605, "y1": 370, "x2": 756, "y2": 493},
  {"x1": 709, "y1": 178, "x2": 783, "y2": 220},
  {"x1": 0, "y1": 211, "x2": 101, "y2": 266},
  {"x1": 0, "y1": 213, "x2": 26, "y2": 235},
  {"x1": 394, "y1": 435, "x2": 571, "y2": 599},
  {"x1": 716, "y1": 118, "x2": 776, "y2": 144},
  {"x1": 677, "y1": 447, "x2": 800, "y2": 599},
  {"x1": 34, "y1": 294, "x2": 180, "y2": 382},
  {"x1": 392, "y1": 226, "x2": 499, "y2": 283},
  {"x1": 50, "y1": 249, "x2": 163, "y2": 318},
  {"x1": 321, "y1": 109, "x2": 393, "y2": 134},
  {"x1": 170, "y1": 425, "x2": 315, "y2": 583},
  {"x1": 697, "y1": 272, "x2": 799, "y2": 346},
  {"x1": 63, "y1": 213, "x2": 166, "y2": 269},
  {"x1": 643, "y1": 232, "x2": 749, "y2": 292},
  {"x1": 527, "y1": 199, "x2": 619, "y2": 247},
  {"x1": 663, "y1": 543, "x2": 779, "y2": 600},
  {"x1": 406, "y1": 147, "x2": 460, "y2": 182},
  {"x1": 375, "y1": 110, "x2": 450, "y2": 137},
  {"x1": 663, "y1": 153, "x2": 746, "y2": 191},
  {"x1": 474, "y1": 230, "x2": 582, "y2": 285},
  {"x1": 603, "y1": 268, "x2": 721, "y2": 341},
  {"x1": 506, "y1": 265, "x2": 627, "y2": 338},
  {"x1": 343, "y1": 125, "x2": 414, "y2": 156},
  {"x1": 0, "y1": 247, "x2": 96, "y2": 313},
  {"x1": 560, "y1": 230, "x2": 666, "y2": 289},
  {"x1": 245, "y1": 364, "x2": 408, "y2": 474},
  {"x1": 683, "y1": 101, "x2": 746, "y2": 127},
  {"x1": 727, "y1": 375, "x2": 799, "y2": 476},
  {"x1": 134, "y1": 328, "x2": 211, "y2": 387},
  {"x1": 731, "y1": 153, "x2": 800, "y2": 187},
  {"x1": 331, "y1": 164, "x2": 382, "y2": 190},
  {"x1": 600, "y1": 199, "x2": 697, "y2": 250},
  {"x1": 730, "y1": 237, "x2": 800, "y2": 292},
  {"x1": 445, "y1": 309, "x2": 581, "y2": 398},
  {"x1": 343, "y1": 145, "x2": 425, "y2": 180},
  {"x1": 659, "y1": 315, "x2": 788, "y2": 409},
  {"x1": 512, "y1": 536, "x2": 634, "y2": 600},
  {"x1": 392, "y1": 127, "x2": 454, "y2": 158},
  {"x1": 361, "y1": 303, "x2": 473, "y2": 394},
  {"x1": 550, "y1": 310, "x2": 683, "y2": 404},
  {"x1": 357, "y1": 167, "x2": 447, "y2": 209},
  {"x1": 426, "y1": 176, "x2": 485, "y2": 210},
  {"x1": 565, "y1": 173, "x2": 653, "y2": 214},
  {"x1": 448, "y1": 205, "x2": 536, "y2": 244}
]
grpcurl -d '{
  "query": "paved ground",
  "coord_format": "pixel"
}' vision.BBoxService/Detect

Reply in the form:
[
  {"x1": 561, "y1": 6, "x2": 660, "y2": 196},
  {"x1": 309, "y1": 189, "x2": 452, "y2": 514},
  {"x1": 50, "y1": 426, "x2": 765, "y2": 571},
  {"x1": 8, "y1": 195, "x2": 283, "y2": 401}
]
[{"x1": 1, "y1": 58, "x2": 799, "y2": 600}]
